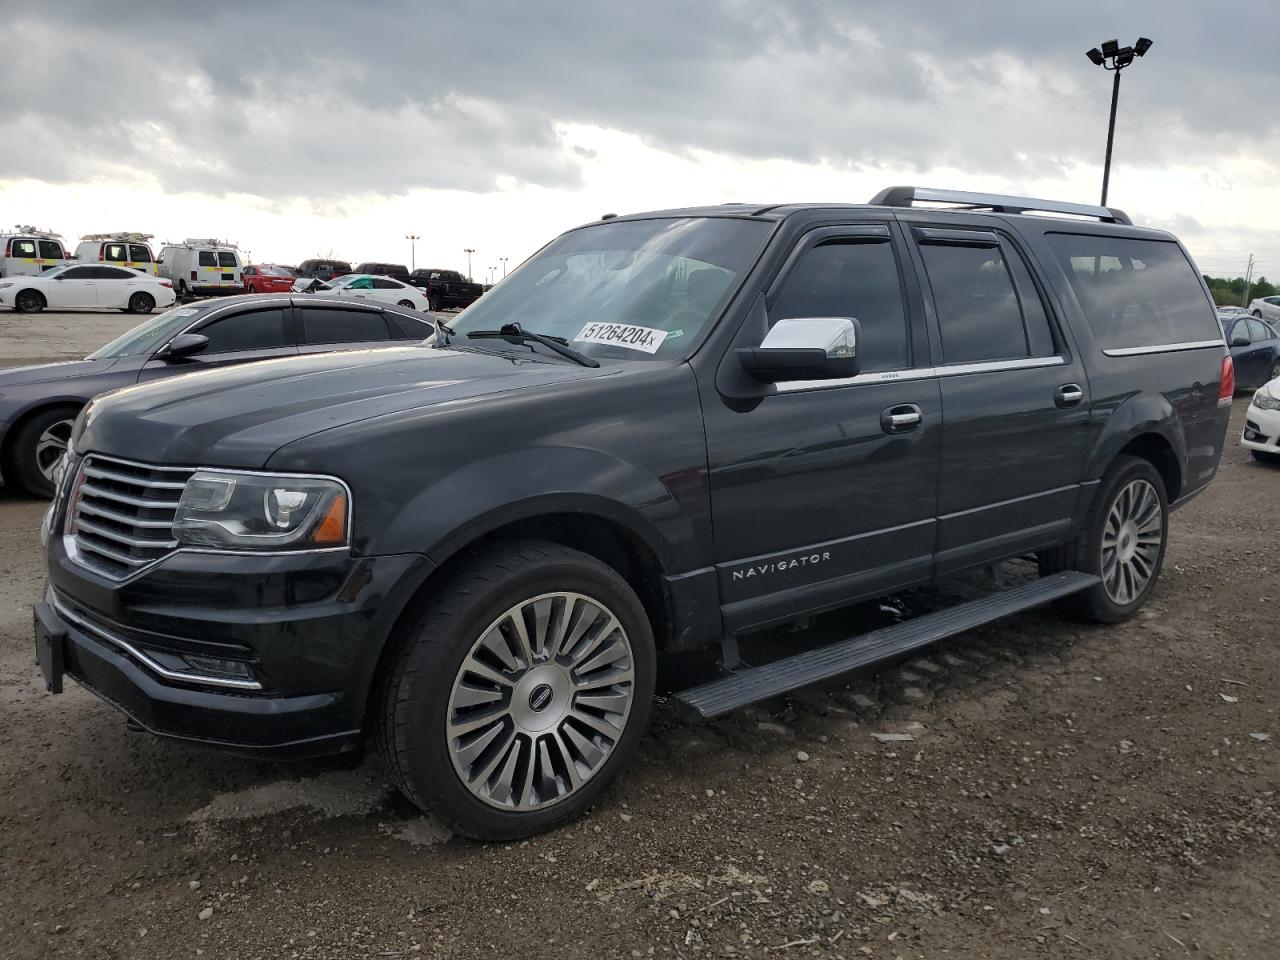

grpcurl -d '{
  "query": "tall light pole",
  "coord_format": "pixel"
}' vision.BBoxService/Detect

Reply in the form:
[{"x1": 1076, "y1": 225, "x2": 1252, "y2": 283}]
[
  {"x1": 500, "y1": 256, "x2": 509, "y2": 278},
  {"x1": 463, "y1": 248, "x2": 475, "y2": 282},
  {"x1": 1085, "y1": 36, "x2": 1153, "y2": 206},
  {"x1": 404, "y1": 234, "x2": 420, "y2": 272}
]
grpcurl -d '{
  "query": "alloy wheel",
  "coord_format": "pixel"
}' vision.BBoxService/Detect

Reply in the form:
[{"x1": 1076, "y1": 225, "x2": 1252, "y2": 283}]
[
  {"x1": 1100, "y1": 478, "x2": 1163, "y2": 605},
  {"x1": 35, "y1": 419, "x2": 75, "y2": 483},
  {"x1": 446, "y1": 591, "x2": 636, "y2": 812}
]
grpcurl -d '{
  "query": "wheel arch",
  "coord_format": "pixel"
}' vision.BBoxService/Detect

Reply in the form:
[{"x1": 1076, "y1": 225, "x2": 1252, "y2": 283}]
[
  {"x1": 1085, "y1": 393, "x2": 1186, "y2": 502},
  {"x1": 1, "y1": 399, "x2": 85, "y2": 473}
]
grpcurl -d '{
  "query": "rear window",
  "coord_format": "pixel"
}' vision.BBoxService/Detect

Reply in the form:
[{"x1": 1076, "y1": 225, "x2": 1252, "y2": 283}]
[
  {"x1": 10, "y1": 239, "x2": 37, "y2": 258},
  {"x1": 129, "y1": 244, "x2": 152, "y2": 262},
  {"x1": 1046, "y1": 234, "x2": 1217, "y2": 351},
  {"x1": 198, "y1": 251, "x2": 217, "y2": 267},
  {"x1": 39, "y1": 240, "x2": 64, "y2": 259},
  {"x1": 217, "y1": 252, "x2": 239, "y2": 268},
  {"x1": 105, "y1": 243, "x2": 127, "y2": 262}
]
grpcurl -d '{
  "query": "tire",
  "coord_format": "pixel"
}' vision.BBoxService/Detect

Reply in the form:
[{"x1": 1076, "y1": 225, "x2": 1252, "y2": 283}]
[
  {"x1": 376, "y1": 540, "x2": 656, "y2": 840},
  {"x1": 428, "y1": 296, "x2": 441, "y2": 313},
  {"x1": 176, "y1": 280, "x2": 189, "y2": 303},
  {"x1": 14, "y1": 289, "x2": 45, "y2": 313},
  {"x1": 397, "y1": 299, "x2": 416, "y2": 310},
  {"x1": 1251, "y1": 310, "x2": 1263, "y2": 319},
  {"x1": 1041, "y1": 455, "x2": 1168, "y2": 623},
  {"x1": 1252, "y1": 450, "x2": 1280, "y2": 466},
  {"x1": 127, "y1": 292, "x2": 155, "y2": 315},
  {"x1": 7, "y1": 406, "x2": 80, "y2": 498}
]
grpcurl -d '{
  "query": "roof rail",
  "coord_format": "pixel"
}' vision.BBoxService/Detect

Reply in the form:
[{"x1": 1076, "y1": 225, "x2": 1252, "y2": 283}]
[{"x1": 869, "y1": 186, "x2": 1131, "y2": 225}]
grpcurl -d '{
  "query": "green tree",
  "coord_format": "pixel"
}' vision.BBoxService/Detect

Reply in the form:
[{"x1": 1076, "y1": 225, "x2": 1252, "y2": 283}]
[{"x1": 1204, "y1": 274, "x2": 1275, "y2": 306}]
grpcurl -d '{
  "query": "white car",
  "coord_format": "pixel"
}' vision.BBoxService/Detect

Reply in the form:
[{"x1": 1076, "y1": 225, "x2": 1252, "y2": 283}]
[
  {"x1": 1242, "y1": 377, "x2": 1280, "y2": 465},
  {"x1": 304, "y1": 273, "x2": 430, "y2": 311},
  {"x1": 1248, "y1": 296, "x2": 1280, "y2": 323},
  {"x1": 0, "y1": 263, "x2": 176, "y2": 314}
]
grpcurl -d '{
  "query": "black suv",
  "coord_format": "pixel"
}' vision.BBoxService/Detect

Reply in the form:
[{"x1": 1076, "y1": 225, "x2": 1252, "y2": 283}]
[{"x1": 34, "y1": 187, "x2": 1232, "y2": 840}]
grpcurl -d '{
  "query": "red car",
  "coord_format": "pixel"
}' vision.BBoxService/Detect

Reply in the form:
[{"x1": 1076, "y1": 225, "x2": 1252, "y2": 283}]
[{"x1": 242, "y1": 264, "x2": 296, "y2": 293}]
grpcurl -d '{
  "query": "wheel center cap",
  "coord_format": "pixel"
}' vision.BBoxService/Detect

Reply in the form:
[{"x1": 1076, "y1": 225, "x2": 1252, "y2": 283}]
[{"x1": 528, "y1": 684, "x2": 554, "y2": 712}]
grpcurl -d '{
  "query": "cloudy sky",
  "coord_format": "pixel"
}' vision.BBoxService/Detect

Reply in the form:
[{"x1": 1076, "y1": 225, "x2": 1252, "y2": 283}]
[{"x1": 2, "y1": 0, "x2": 1278, "y2": 285}]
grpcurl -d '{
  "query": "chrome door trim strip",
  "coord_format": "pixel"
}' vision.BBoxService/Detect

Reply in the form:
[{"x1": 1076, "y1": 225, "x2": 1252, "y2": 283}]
[
  {"x1": 774, "y1": 355, "x2": 1065, "y2": 392},
  {"x1": 1102, "y1": 339, "x2": 1224, "y2": 357}
]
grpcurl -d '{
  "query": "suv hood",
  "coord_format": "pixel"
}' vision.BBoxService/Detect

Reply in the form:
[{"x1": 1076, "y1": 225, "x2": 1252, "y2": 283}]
[{"x1": 76, "y1": 345, "x2": 613, "y2": 467}]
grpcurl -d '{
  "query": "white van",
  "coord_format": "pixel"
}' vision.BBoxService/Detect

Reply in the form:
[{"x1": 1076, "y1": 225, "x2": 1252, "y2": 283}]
[
  {"x1": 75, "y1": 233, "x2": 158, "y2": 275},
  {"x1": 0, "y1": 227, "x2": 71, "y2": 278},
  {"x1": 158, "y1": 239, "x2": 243, "y2": 298}
]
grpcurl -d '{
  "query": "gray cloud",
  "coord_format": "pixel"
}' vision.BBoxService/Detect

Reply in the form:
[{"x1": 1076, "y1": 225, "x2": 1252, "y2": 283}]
[{"x1": 2, "y1": 0, "x2": 1277, "y2": 203}]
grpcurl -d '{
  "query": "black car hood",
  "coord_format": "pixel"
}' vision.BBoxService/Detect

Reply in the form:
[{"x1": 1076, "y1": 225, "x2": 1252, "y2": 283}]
[
  {"x1": 0, "y1": 357, "x2": 121, "y2": 388},
  {"x1": 77, "y1": 345, "x2": 615, "y2": 468}
]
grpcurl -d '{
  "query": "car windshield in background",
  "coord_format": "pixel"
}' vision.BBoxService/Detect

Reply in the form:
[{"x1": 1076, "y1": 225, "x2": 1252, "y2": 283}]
[
  {"x1": 446, "y1": 217, "x2": 770, "y2": 361},
  {"x1": 88, "y1": 306, "x2": 202, "y2": 359}
]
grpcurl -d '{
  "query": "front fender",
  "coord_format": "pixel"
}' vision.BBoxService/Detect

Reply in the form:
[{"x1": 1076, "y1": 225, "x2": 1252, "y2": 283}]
[{"x1": 364, "y1": 445, "x2": 698, "y2": 571}]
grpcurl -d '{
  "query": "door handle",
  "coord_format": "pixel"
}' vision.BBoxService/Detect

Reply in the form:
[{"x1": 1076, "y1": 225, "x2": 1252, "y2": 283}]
[
  {"x1": 881, "y1": 404, "x2": 922, "y2": 434},
  {"x1": 1055, "y1": 383, "x2": 1085, "y2": 408}
]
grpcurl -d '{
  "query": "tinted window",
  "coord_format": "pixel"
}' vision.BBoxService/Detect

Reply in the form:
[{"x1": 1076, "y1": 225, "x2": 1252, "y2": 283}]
[
  {"x1": 129, "y1": 244, "x2": 152, "y2": 262},
  {"x1": 1248, "y1": 319, "x2": 1272, "y2": 342},
  {"x1": 1047, "y1": 234, "x2": 1217, "y2": 351},
  {"x1": 104, "y1": 243, "x2": 127, "y2": 262},
  {"x1": 384, "y1": 311, "x2": 432, "y2": 340},
  {"x1": 217, "y1": 252, "x2": 238, "y2": 268},
  {"x1": 198, "y1": 251, "x2": 216, "y2": 267},
  {"x1": 300, "y1": 307, "x2": 388, "y2": 344},
  {"x1": 372, "y1": 278, "x2": 402, "y2": 290},
  {"x1": 770, "y1": 238, "x2": 909, "y2": 373},
  {"x1": 1003, "y1": 241, "x2": 1057, "y2": 356},
  {"x1": 60, "y1": 266, "x2": 97, "y2": 279},
  {"x1": 10, "y1": 239, "x2": 36, "y2": 257},
  {"x1": 39, "y1": 240, "x2": 63, "y2": 259},
  {"x1": 198, "y1": 308, "x2": 289, "y2": 353},
  {"x1": 917, "y1": 240, "x2": 1027, "y2": 364}
]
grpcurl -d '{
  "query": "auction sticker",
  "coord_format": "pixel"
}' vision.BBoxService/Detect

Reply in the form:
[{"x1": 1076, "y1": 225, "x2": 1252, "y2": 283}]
[{"x1": 573, "y1": 322, "x2": 668, "y2": 354}]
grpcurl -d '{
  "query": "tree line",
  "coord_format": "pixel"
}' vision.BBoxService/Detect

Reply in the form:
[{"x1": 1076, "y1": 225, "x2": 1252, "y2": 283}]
[{"x1": 1204, "y1": 274, "x2": 1276, "y2": 306}]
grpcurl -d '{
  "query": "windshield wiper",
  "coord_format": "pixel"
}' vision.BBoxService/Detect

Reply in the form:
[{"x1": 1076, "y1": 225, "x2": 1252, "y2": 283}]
[{"x1": 466, "y1": 323, "x2": 599, "y2": 368}]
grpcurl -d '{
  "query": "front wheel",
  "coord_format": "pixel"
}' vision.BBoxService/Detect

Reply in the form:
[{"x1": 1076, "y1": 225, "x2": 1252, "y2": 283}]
[
  {"x1": 8, "y1": 406, "x2": 79, "y2": 497},
  {"x1": 376, "y1": 541, "x2": 655, "y2": 840},
  {"x1": 14, "y1": 289, "x2": 45, "y2": 313}
]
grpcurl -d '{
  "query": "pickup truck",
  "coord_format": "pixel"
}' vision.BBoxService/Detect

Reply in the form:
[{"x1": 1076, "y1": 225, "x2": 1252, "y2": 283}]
[
  {"x1": 409, "y1": 268, "x2": 484, "y2": 311},
  {"x1": 34, "y1": 186, "x2": 1231, "y2": 841}
]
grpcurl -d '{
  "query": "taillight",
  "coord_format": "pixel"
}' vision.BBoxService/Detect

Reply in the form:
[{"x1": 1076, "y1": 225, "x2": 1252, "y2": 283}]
[
  {"x1": 190, "y1": 270, "x2": 197, "y2": 281},
  {"x1": 160, "y1": 280, "x2": 172, "y2": 288},
  {"x1": 98, "y1": 251, "x2": 104, "y2": 261},
  {"x1": 3, "y1": 240, "x2": 9, "y2": 256},
  {"x1": 1219, "y1": 355, "x2": 1235, "y2": 405}
]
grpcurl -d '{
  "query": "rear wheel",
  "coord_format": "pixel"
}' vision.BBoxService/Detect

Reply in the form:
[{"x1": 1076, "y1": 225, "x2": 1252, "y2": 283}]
[
  {"x1": 397, "y1": 299, "x2": 416, "y2": 309},
  {"x1": 376, "y1": 540, "x2": 655, "y2": 840},
  {"x1": 8, "y1": 406, "x2": 79, "y2": 497},
  {"x1": 1040, "y1": 456, "x2": 1168, "y2": 623},
  {"x1": 428, "y1": 295, "x2": 441, "y2": 312},
  {"x1": 1252, "y1": 310, "x2": 1263, "y2": 318},
  {"x1": 176, "y1": 280, "x2": 189, "y2": 302},
  {"x1": 127, "y1": 292, "x2": 155, "y2": 314},
  {"x1": 14, "y1": 289, "x2": 45, "y2": 313}
]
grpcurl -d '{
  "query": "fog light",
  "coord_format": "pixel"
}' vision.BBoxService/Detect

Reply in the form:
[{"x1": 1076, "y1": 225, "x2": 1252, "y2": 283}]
[{"x1": 180, "y1": 654, "x2": 254, "y2": 680}]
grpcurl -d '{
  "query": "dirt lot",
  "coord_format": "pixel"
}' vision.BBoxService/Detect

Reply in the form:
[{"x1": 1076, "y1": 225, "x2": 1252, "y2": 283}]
[{"x1": 1, "y1": 313, "x2": 1276, "y2": 959}]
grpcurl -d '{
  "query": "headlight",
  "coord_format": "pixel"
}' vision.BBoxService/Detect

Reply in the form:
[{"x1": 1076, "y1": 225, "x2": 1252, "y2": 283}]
[
  {"x1": 173, "y1": 471, "x2": 349, "y2": 550},
  {"x1": 1252, "y1": 388, "x2": 1280, "y2": 412}
]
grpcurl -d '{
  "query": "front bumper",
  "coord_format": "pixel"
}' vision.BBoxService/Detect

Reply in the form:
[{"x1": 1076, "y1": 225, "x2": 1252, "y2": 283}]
[
  {"x1": 1241, "y1": 403, "x2": 1280, "y2": 454},
  {"x1": 42, "y1": 538, "x2": 434, "y2": 758}
]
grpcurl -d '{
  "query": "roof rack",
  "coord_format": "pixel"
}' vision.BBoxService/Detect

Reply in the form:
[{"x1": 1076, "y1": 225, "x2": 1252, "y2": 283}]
[
  {"x1": 80, "y1": 232, "x2": 154, "y2": 242},
  {"x1": 869, "y1": 186, "x2": 1131, "y2": 225},
  {"x1": 8, "y1": 225, "x2": 64, "y2": 239},
  {"x1": 178, "y1": 238, "x2": 239, "y2": 248}
]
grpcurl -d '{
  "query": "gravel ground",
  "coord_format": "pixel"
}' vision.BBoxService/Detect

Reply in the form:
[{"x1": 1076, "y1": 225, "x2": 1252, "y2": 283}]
[{"x1": 0, "y1": 313, "x2": 1276, "y2": 958}]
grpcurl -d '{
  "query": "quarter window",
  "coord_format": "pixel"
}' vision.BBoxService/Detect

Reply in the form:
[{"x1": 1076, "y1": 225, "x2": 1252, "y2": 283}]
[
  {"x1": 300, "y1": 307, "x2": 388, "y2": 344},
  {"x1": 1247, "y1": 319, "x2": 1272, "y2": 342},
  {"x1": 1047, "y1": 234, "x2": 1217, "y2": 351},
  {"x1": 198, "y1": 308, "x2": 289, "y2": 353},
  {"x1": 916, "y1": 239, "x2": 1030, "y2": 364},
  {"x1": 769, "y1": 237, "x2": 909, "y2": 373}
]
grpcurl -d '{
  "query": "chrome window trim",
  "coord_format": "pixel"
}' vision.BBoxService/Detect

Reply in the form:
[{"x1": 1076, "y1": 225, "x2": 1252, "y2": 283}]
[
  {"x1": 1101, "y1": 339, "x2": 1226, "y2": 357},
  {"x1": 50, "y1": 593, "x2": 264, "y2": 691},
  {"x1": 774, "y1": 355, "x2": 1065, "y2": 393}
]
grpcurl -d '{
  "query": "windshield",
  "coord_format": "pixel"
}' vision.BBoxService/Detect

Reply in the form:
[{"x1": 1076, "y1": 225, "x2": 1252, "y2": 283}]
[
  {"x1": 88, "y1": 306, "x2": 202, "y2": 359},
  {"x1": 446, "y1": 217, "x2": 769, "y2": 360}
]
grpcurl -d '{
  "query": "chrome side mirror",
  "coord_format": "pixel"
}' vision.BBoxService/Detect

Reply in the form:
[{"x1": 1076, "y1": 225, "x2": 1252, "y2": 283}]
[{"x1": 737, "y1": 316, "x2": 861, "y2": 383}]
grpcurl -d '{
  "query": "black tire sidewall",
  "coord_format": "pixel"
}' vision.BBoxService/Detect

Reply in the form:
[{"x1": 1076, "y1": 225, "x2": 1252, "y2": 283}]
[
  {"x1": 1078, "y1": 456, "x2": 1169, "y2": 622},
  {"x1": 11, "y1": 406, "x2": 79, "y2": 497},
  {"x1": 16, "y1": 290, "x2": 44, "y2": 313},
  {"x1": 387, "y1": 545, "x2": 655, "y2": 840},
  {"x1": 129, "y1": 293, "x2": 154, "y2": 314}
]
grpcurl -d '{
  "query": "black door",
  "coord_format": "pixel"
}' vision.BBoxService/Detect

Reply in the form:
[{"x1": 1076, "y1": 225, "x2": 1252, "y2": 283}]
[
  {"x1": 137, "y1": 305, "x2": 298, "y2": 382},
  {"x1": 904, "y1": 224, "x2": 1091, "y2": 573},
  {"x1": 702, "y1": 224, "x2": 941, "y2": 634}
]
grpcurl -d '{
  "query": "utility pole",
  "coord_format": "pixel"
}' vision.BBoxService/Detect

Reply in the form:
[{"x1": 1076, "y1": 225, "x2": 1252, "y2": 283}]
[
  {"x1": 405, "y1": 234, "x2": 420, "y2": 272},
  {"x1": 463, "y1": 248, "x2": 475, "y2": 282},
  {"x1": 1085, "y1": 37, "x2": 1153, "y2": 206},
  {"x1": 1242, "y1": 254, "x2": 1255, "y2": 308},
  {"x1": 500, "y1": 256, "x2": 509, "y2": 278}
]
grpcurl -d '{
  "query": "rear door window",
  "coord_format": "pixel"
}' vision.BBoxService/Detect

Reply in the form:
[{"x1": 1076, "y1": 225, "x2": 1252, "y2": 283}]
[
  {"x1": 300, "y1": 306, "x2": 390, "y2": 344},
  {"x1": 105, "y1": 243, "x2": 127, "y2": 263},
  {"x1": 769, "y1": 234, "x2": 910, "y2": 373},
  {"x1": 198, "y1": 308, "x2": 290, "y2": 353},
  {"x1": 372, "y1": 278, "x2": 402, "y2": 290},
  {"x1": 60, "y1": 266, "x2": 97, "y2": 279},
  {"x1": 1046, "y1": 234, "x2": 1218, "y2": 351},
  {"x1": 217, "y1": 252, "x2": 239, "y2": 268},
  {"x1": 129, "y1": 244, "x2": 152, "y2": 263},
  {"x1": 198, "y1": 251, "x2": 217, "y2": 267},
  {"x1": 39, "y1": 240, "x2": 64, "y2": 259},
  {"x1": 10, "y1": 239, "x2": 37, "y2": 258}
]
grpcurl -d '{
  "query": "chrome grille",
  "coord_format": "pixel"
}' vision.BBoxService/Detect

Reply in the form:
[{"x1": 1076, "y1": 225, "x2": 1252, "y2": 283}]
[{"x1": 67, "y1": 455, "x2": 193, "y2": 580}]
